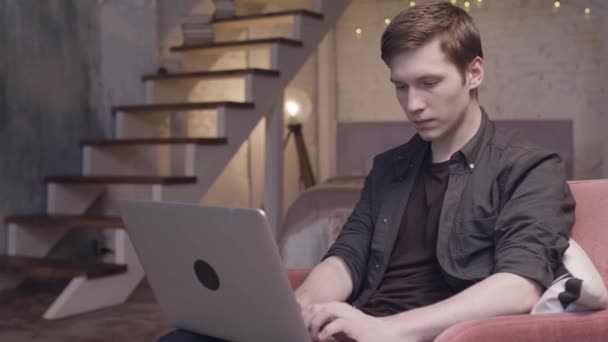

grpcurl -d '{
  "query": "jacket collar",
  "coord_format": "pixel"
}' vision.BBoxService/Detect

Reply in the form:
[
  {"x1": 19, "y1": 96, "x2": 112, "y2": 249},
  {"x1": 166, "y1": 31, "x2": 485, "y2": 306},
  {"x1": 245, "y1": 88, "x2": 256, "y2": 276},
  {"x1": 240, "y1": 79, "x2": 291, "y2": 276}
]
[
  {"x1": 456, "y1": 107, "x2": 493, "y2": 169},
  {"x1": 392, "y1": 135, "x2": 429, "y2": 183},
  {"x1": 392, "y1": 107, "x2": 493, "y2": 181}
]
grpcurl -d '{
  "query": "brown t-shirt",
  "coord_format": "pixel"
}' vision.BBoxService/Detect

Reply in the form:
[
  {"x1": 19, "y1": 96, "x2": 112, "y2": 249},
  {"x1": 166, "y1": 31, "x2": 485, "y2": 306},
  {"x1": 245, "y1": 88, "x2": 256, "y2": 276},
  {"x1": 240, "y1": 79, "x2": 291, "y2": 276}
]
[{"x1": 361, "y1": 156, "x2": 456, "y2": 316}]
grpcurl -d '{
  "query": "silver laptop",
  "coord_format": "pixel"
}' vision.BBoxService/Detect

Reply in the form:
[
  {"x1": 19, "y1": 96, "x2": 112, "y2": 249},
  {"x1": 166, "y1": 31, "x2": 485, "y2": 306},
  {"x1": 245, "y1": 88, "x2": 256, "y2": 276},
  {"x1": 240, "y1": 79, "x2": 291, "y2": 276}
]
[{"x1": 119, "y1": 200, "x2": 311, "y2": 342}]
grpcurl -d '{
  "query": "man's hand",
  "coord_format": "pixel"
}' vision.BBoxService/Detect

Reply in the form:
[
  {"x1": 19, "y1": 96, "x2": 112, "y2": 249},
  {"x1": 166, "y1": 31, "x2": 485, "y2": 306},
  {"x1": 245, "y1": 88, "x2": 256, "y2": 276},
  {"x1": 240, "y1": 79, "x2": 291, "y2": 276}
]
[
  {"x1": 295, "y1": 293, "x2": 313, "y2": 311},
  {"x1": 302, "y1": 302, "x2": 416, "y2": 342}
]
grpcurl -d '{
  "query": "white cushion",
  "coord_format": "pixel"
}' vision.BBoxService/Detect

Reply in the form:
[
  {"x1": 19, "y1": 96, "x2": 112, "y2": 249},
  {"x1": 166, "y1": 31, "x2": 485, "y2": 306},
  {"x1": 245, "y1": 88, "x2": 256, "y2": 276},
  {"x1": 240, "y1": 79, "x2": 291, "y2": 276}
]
[{"x1": 532, "y1": 239, "x2": 608, "y2": 314}]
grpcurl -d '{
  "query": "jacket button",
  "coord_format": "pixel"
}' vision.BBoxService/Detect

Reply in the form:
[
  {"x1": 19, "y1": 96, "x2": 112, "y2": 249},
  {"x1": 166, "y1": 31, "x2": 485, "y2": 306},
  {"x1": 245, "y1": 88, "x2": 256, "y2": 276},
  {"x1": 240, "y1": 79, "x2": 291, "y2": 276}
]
[
  {"x1": 383, "y1": 218, "x2": 389, "y2": 223},
  {"x1": 375, "y1": 263, "x2": 379, "y2": 269}
]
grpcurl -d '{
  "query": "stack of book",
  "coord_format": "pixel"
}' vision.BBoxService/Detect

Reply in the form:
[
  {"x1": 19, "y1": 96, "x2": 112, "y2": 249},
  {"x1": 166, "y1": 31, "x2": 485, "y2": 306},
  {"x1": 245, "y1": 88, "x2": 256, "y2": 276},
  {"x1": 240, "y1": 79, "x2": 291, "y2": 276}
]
[
  {"x1": 181, "y1": 14, "x2": 214, "y2": 45},
  {"x1": 214, "y1": 0, "x2": 236, "y2": 20}
]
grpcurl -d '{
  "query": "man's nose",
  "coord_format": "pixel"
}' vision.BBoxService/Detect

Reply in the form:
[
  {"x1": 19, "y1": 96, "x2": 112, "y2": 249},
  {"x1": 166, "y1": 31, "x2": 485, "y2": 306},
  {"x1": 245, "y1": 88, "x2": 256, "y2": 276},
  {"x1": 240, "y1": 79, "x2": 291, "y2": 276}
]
[{"x1": 405, "y1": 88, "x2": 425, "y2": 114}]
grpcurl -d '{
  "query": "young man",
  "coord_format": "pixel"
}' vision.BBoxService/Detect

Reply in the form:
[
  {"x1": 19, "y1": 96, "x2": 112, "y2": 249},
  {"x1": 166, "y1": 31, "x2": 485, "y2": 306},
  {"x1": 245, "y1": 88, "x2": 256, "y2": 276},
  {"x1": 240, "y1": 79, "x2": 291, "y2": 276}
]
[
  {"x1": 160, "y1": 2, "x2": 575, "y2": 341},
  {"x1": 295, "y1": 2, "x2": 574, "y2": 341}
]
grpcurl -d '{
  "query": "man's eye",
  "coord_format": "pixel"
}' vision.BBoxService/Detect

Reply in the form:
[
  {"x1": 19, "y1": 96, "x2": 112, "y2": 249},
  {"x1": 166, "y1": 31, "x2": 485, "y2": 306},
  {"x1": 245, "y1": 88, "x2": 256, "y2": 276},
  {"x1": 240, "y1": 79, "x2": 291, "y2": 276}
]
[
  {"x1": 395, "y1": 84, "x2": 407, "y2": 90},
  {"x1": 421, "y1": 80, "x2": 438, "y2": 88}
]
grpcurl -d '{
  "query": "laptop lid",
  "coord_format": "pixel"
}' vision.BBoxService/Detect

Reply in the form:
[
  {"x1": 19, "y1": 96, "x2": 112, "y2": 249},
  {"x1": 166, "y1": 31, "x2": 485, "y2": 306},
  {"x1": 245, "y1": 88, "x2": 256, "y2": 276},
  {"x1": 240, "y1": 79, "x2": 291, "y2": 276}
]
[{"x1": 119, "y1": 200, "x2": 310, "y2": 342}]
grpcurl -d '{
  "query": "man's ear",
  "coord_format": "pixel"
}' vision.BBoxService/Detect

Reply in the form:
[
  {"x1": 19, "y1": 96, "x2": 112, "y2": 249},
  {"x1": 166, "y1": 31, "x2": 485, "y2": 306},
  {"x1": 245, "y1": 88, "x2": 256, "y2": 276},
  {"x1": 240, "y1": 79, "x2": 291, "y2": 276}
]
[{"x1": 468, "y1": 56, "x2": 484, "y2": 91}]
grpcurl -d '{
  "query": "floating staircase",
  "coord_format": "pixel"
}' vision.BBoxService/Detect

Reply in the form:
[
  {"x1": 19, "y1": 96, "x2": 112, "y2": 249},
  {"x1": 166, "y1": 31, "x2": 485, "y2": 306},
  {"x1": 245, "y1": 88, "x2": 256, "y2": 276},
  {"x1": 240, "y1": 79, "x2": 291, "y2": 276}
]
[{"x1": 1, "y1": 0, "x2": 350, "y2": 319}]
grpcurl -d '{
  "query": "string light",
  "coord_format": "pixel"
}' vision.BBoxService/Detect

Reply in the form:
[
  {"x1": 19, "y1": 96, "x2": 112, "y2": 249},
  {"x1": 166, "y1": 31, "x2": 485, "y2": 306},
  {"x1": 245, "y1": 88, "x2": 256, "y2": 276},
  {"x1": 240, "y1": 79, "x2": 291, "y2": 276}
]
[{"x1": 347, "y1": 0, "x2": 597, "y2": 37}]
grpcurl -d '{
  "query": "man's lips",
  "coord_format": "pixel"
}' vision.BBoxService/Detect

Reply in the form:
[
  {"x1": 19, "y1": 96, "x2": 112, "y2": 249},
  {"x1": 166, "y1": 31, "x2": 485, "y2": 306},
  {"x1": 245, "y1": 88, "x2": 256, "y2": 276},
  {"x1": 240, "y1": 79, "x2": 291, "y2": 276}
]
[{"x1": 414, "y1": 119, "x2": 436, "y2": 129}]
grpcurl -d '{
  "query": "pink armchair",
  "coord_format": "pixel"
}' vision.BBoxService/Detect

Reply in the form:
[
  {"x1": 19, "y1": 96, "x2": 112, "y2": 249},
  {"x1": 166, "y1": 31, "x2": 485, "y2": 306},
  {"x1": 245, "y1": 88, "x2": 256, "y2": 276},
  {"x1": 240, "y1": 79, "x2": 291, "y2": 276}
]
[{"x1": 287, "y1": 179, "x2": 608, "y2": 341}]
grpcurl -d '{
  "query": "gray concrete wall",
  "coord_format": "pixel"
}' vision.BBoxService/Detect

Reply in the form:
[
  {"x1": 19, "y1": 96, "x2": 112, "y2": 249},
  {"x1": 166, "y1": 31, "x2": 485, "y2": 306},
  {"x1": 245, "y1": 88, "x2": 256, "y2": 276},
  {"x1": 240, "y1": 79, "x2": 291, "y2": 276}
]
[
  {"x1": 0, "y1": 0, "x2": 174, "y2": 257},
  {"x1": 0, "y1": 0, "x2": 103, "y2": 254},
  {"x1": 157, "y1": 0, "x2": 214, "y2": 67},
  {"x1": 98, "y1": 0, "x2": 158, "y2": 128}
]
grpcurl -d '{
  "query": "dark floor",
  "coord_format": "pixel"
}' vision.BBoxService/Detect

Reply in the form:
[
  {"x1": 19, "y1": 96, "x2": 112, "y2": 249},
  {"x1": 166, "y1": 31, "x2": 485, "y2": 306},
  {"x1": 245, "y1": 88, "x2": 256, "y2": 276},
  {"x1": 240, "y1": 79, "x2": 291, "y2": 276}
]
[{"x1": 0, "y1": 279, "x2": 171, "y2": 341}]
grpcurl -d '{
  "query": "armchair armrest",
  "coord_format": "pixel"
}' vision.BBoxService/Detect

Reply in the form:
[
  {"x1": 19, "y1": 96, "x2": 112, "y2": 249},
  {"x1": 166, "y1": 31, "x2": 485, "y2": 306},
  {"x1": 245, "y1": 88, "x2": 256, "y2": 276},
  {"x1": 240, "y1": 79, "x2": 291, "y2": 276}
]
[
  {"x1": 284, "y1": 269, "x2": 608, "y2": 341},
  {"x1": 435, "y1": 310, "x2": 608, "y2": 342},
  {"x1": 287, "y1": 268, "x2": 312, "y2": 289}
]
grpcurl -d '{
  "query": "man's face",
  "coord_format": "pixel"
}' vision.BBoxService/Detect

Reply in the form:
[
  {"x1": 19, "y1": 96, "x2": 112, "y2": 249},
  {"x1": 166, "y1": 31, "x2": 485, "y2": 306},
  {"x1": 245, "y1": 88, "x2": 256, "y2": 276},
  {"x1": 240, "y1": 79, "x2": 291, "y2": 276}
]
[{"x1": 389, "y1": 39, "x2": 478, "y2": 143}]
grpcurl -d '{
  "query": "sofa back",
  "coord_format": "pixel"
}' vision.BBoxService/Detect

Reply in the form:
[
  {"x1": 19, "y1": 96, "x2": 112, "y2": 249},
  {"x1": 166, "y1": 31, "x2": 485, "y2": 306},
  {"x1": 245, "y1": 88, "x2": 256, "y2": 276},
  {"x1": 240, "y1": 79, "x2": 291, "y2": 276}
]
[
  {"x1": 337, "y1": 120, "x2": 574, "y2": 179},
  {"x1": 569, "y1": 180, "x2": 608, "y2": 286}
]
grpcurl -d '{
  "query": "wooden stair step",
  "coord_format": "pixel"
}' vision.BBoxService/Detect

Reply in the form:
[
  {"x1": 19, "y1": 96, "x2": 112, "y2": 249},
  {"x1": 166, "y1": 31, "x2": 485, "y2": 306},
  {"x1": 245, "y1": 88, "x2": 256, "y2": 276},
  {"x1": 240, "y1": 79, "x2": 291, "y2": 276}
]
[
  {"x1": 171, "y1": 37, "x2": 302, "y2": 53},
  {"x1": 215, "y1": 9, "x2": 323, "y2": 22},
  {"x1": 213, "y1": 10, "x2": 323, "y2": 28},
  {"x1": 45, "y1": 175, "x2": 197, "y2": 185},
  {"x1": 81, "y1": 137, "x2": 228, "y2": 147},
  {"x1": 142, "y1": 68, "x2": 280, "y2": 82},
  {"x1": 234, "y1": 0, "x2": 310, "y2": 3},
  {"x1": 113, "y1": 101, "x2": 254, "y2": 114},
  {"x1": 0, "y1": 255, "x2": 127, "y2": 280},
  {"x1": 5, "y1": 214, "x2": 124, "y2": 230}
]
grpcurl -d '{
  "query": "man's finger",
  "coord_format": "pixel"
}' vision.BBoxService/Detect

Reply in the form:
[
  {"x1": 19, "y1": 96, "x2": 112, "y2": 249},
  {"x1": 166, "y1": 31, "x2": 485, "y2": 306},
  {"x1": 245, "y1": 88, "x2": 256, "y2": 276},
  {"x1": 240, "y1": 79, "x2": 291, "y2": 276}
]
[
  {"x1": 296, "y1": 296, "x2": 311, "y2": 311},
  {"x1": 318, "y1": 302, "x2": 360, "y2": 320},
  {"x1": 318, "y1": 318, "x2": 349, "y2": 341},
  {"x1": 302, "y1": 304, "x2": 315, "y2": 329},
  {"x1": 309, "y1": 306, "x2": 336, "y2": 339}
]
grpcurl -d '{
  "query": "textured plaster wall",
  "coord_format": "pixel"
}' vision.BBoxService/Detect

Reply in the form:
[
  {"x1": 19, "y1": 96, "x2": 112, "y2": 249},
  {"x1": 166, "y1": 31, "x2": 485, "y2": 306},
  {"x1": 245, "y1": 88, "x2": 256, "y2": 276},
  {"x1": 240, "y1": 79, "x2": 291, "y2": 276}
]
[
  {"x1": 0, "y1": 0, "x2": 103, "y2": 254},
  {"x1": 284, "y1": 56, "x2": 319, "y2": 209},
  {"x1": 334, "y1": 0, "x2": 607, "y2": 179}
]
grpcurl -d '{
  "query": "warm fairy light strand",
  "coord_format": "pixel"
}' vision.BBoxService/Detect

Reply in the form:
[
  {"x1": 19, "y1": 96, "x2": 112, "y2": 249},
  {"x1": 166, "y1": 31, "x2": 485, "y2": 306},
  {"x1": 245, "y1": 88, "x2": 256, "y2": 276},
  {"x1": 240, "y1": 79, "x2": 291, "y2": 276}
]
[{"x1": 351, "y1": 0, "x2": 595, "y2": 37}]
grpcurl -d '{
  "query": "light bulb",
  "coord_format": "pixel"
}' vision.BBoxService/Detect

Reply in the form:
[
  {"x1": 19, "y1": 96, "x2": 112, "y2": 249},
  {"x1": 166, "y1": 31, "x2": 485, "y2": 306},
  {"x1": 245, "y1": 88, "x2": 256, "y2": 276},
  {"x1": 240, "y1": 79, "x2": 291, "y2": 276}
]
[
  {"x1": 554, "y1": 1, "x2": 560, "y2": 9},
  {"x1": 286, "y1": 101, "x2": 300, "y2": 117},
  {"x1": 384, "y1": 17, "x2": 391, "y2": 25}
]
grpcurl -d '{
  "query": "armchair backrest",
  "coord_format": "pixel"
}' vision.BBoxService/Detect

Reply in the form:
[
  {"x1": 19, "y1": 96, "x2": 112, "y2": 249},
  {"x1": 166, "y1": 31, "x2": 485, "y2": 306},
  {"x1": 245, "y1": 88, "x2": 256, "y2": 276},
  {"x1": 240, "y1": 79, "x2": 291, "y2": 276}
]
[{"x1": 568, "y1": 180, "x2": 608, "y2": 286}]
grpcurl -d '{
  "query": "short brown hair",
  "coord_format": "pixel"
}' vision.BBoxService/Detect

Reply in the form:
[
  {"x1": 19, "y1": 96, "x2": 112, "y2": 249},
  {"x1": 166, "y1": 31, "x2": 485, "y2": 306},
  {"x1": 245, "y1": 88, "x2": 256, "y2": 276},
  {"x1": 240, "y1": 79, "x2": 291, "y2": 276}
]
[{"x1": 381, "y1": 2, "x2": 483, "y2": 82}]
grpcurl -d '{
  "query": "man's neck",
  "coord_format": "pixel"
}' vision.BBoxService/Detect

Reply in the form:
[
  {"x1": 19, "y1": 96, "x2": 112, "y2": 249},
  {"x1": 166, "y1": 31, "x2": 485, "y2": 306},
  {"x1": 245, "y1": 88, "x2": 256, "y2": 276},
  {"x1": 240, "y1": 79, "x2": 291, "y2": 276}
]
[{"x1": 431, "y1": 104, "x2": 482, "y2": 163}]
